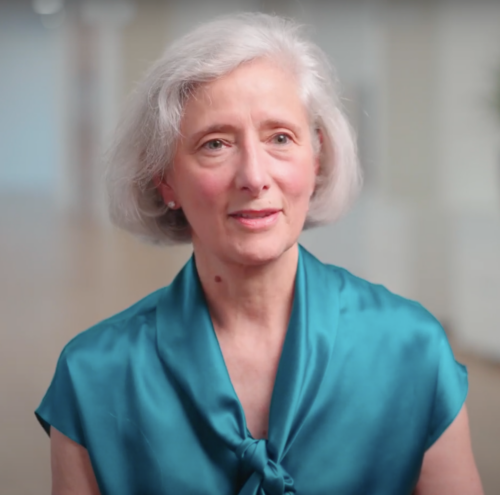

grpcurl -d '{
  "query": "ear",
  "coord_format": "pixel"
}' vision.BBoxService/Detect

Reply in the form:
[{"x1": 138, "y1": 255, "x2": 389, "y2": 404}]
[
  {"x1": 314, "y1": 154, "x2": 321, "y2": 177},
  {"x1": 153, "y1": 173, "x2": 179, "y2": 208},
  {"x1": 314, "y1": 128, "x2": 323, "y2": 176}
]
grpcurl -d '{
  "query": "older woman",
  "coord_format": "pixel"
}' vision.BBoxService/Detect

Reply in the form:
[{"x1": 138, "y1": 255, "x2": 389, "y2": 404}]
[{"x1": 36, "y1": 13, "x2": 482, "y2": 495}]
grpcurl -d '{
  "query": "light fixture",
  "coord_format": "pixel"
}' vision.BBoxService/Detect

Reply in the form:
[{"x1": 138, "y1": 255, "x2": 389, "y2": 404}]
[{"x1": 32, "y1": 0, "x2": 64, "y2": 16}]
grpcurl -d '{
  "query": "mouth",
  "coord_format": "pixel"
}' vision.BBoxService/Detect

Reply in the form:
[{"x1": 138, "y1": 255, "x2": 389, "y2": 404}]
[
  {"x1": 229, "y1": 209, "x2": 280, "y2": 219},
  {"x1": 228, "y1": 209, "x2": 281, "y2": 230}
]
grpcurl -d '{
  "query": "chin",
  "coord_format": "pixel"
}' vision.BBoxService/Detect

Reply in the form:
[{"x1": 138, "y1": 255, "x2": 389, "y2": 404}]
[{"x1": 226, "y1": 235, "x2": 296, "y2": 267}]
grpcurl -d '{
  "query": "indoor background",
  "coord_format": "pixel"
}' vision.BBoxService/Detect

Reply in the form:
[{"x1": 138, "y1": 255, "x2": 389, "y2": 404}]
[{"x1": 1, "y1": 0, "x2": 499, "y2": 493}]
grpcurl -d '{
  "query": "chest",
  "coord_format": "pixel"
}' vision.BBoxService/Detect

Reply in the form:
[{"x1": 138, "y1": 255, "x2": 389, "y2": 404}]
[
  {"x1": 217, "y1": 337, "x2": 283, "y2": 440},
  {"x1": 90, "y1": 339, "x2": 425, "y2": 495}
]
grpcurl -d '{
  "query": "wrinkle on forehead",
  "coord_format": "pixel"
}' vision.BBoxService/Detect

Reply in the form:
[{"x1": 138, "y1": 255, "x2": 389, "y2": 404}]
[
  {"x1": 184, "y1": 61, "x2": 305, "y2": 122},
  {"x1": 189, "y1": 56, "x2": 299, "y2": 106}
]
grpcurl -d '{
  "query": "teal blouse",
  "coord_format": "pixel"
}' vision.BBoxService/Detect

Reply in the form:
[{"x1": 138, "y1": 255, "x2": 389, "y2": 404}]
[{"x1": 36, "y1": 245, "x2": 467, "y2": 495}]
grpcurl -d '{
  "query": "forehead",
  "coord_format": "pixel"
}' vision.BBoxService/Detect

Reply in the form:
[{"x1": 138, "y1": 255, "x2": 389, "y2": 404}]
[{"x1": 181, "y1": 58, "x2": 309, "y2": 130}]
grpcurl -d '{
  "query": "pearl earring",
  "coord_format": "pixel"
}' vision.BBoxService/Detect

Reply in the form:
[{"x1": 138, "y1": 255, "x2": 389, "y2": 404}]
[{"x1": 167, "y1": 201, "x2": 175, "y2": 209}]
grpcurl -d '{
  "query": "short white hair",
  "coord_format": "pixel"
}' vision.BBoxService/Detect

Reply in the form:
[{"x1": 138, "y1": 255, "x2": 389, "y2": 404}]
[{"x1": 106, "y1": 12, "x2": 362, "y2": 244}]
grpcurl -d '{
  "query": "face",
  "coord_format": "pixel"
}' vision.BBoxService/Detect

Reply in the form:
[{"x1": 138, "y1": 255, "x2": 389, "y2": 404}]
[{"x1": 159, "y1": 58, "x2": 319, "y2": 267}]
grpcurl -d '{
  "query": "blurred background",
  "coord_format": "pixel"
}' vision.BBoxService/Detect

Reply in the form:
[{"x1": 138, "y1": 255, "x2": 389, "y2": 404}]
[{"x1": 1, "y1": 0, "x2": 499, "y2": 492}]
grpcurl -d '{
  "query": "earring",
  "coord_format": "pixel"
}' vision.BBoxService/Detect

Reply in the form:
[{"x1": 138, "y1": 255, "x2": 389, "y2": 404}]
[{"x1": 167, "y1": 201, "x2": 175, "y2": 209}]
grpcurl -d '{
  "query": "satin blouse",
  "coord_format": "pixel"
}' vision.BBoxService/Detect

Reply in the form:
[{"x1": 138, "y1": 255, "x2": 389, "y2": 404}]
[{"x1": 36, "y1": 245, "x2": 468, "y2": 494}]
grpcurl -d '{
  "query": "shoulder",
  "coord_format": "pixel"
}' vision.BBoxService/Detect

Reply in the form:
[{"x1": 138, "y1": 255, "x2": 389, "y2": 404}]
[
  {"x1": 36, "y1": 288, "x2": 168, "y2": 443},
  {"x1": 304, "y1": 248, "x2": 447, "y2": 349},
  {"x1": 59, "y1": 287, "x2": 165, "y2": 370},
  {"x1": 319, "y1": 258, "x2": 466, "y2": 390},
  {"x1": 338, "y1": 264, "x2": 436, "y2": 321}
]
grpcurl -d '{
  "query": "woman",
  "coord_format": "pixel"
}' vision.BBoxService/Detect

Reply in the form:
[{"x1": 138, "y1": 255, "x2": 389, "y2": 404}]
[{"x1": 36, "y1": 13, "x2": 483, "y2": 495}]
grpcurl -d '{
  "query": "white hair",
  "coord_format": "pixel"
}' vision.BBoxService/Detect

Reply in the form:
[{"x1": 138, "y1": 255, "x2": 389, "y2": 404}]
[{"x1": 106, "y1": 12, "x2": 362, "y2": 244}]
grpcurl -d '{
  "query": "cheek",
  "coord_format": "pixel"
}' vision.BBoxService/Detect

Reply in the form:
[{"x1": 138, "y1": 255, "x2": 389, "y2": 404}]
[
  {"x1": 278, "y1": 159, "x2": 317, "y2": 202},
  {"x1": 179, "y1": 170, "x2": 230, "y2": 210}
]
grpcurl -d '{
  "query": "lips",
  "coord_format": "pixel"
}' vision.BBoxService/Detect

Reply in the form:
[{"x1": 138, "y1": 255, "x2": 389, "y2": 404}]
[
  {"x1": 228, "y1": 209, "x2": 281, "y2": 230},
  {"x1": 229, "y1": 209, "x2": 280, "y2": 218}
]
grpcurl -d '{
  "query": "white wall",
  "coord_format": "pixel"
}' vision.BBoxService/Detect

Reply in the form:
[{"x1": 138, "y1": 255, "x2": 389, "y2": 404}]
[
  {"x1": 166, "y1": 0, "x2": 262, "y2": 40},
  {"x1": 0, "y1": 2, "x2": 64, "y2": 195},
  {"x1": 435, "y1": 2, "x2": 500, "y2": 357},
  {"x1": 436, "y1": 1, "x2": 500, "y2": 212}
]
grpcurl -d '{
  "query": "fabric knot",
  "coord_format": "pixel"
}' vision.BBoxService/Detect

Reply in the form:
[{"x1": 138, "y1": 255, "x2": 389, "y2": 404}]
[{"x1": 236, "y1": 438, "x2": 295, "y2": 494}]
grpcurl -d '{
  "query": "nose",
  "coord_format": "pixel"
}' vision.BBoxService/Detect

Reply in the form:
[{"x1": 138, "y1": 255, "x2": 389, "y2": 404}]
[{"x1": 234, "y1": 134, "x2": 270, "y2": 196}]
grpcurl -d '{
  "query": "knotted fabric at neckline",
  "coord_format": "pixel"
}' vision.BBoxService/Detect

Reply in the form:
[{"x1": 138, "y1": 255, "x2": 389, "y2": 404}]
[
  {"x1": 236, "y1": 438, "x2": 296, "y2": 494},
  {"x1": 155, "y1": 248, "x2": 340, "y2": 494}
]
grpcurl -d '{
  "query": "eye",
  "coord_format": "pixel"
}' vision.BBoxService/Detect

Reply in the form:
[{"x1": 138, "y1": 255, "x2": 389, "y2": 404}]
[
  {"x1": 203, "y1": 139, "x2": 225, "y2": 150},
  {"x1": 272, "y1": 133, "x2": 291, "y2": 145}
]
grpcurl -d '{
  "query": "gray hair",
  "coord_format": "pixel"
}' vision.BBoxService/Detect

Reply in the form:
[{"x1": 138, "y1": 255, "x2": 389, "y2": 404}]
[{"x1": 106, "y1": 12, "x2": 362, "y2": 244}]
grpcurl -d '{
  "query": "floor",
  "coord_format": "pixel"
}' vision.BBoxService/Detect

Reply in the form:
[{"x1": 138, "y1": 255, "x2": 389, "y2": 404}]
[{"x1": 1, "y1": 196, "x2": 499, "y2": 494}]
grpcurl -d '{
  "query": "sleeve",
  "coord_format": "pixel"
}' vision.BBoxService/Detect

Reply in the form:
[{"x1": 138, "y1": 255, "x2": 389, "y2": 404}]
[
  {"x1": 424, "y1": 329, "x2": 468, "y2": 450},
  {"x1": 35, "y1": 345, "x2": 86, "y2": 447}
]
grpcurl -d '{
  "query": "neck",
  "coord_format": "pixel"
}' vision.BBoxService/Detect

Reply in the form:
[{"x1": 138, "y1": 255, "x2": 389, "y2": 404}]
[{"x1": 193, "y1": 243, "x2": 299, "y2": 339}]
